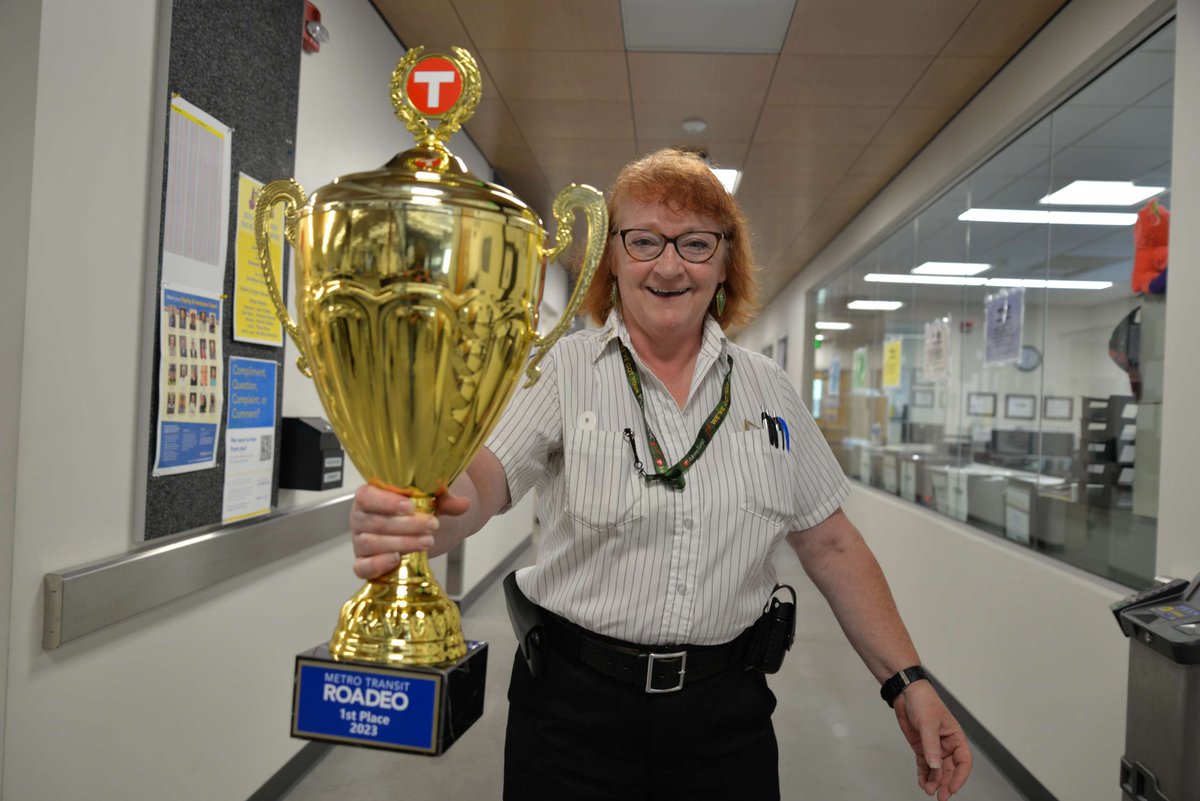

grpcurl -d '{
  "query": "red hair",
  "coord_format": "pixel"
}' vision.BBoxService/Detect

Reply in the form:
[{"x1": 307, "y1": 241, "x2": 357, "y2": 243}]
[{"x1": 578, "y1": 149, "x2": 760, "y2": 329}]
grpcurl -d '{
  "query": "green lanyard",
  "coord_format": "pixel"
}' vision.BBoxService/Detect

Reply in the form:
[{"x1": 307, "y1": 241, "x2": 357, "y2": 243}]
[{"x1": 617, "y1": 339, "x2": 733, "y2": 491}]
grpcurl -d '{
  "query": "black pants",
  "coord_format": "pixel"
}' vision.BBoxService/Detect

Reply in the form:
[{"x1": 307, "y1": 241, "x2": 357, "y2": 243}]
[{"x1": 503, "y1": 635, "x2": 780, "y2": 801}]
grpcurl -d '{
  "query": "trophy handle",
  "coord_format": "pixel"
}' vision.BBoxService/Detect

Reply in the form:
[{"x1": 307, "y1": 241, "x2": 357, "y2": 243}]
[
  {"x1": 255, "y1": 179, "x2": 312, "y2": 377},
  {"x1": 525, "y1": 183, "x2": 607, "y2": 387}
]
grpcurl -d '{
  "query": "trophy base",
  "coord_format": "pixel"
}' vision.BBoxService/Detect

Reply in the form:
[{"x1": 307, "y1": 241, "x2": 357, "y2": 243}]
[{"x1": 291, "y1": 640, "x2": 487, "y2": 755}]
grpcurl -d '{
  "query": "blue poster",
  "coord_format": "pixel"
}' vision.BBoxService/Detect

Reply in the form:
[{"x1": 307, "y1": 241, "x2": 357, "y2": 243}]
[{"x1": 154, "y1": 284, "x2": 223, "y2": 476}]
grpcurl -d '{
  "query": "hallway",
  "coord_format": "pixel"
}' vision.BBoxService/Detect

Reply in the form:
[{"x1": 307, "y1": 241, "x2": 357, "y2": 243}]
[{"x1": 284, "y1": 546, "x2": 1027, "y2": 800}]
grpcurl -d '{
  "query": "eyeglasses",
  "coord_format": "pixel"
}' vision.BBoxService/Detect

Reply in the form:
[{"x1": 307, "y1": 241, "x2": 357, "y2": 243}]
[{"x1": 614, "y1": 229, "x2": 726, "y2": 264}]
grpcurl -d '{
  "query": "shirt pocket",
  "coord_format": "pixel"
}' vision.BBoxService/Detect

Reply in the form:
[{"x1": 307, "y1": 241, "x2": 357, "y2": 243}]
[
  {"x1": 732, "y1": 430, "x2": 798, "y2": 529},
  {"x1": 563, "y1": 428, "x2": 646, "y2": 531}
]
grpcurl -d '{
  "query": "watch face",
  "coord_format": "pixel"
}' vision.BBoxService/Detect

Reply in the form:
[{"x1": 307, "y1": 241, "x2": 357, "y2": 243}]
[{"x1": 1017, "y1": 345, "x2": 1042, "y2": 372}]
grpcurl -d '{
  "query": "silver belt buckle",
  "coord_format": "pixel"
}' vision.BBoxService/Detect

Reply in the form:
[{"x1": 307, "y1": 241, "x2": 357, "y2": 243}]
[{"x1": 645, "y1": 650, "x2": 687, "y2": 693}]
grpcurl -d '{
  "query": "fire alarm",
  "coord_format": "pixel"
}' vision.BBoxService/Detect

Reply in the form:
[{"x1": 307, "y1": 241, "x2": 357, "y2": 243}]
[{"x1": 303, "y1": 1, "x2": 330, "y2": 54}]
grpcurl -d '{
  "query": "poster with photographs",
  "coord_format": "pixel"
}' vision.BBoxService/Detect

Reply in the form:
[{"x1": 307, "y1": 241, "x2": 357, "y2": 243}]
[{"x1": 154, "y1": 284, "x2": 224, "y2": 475}]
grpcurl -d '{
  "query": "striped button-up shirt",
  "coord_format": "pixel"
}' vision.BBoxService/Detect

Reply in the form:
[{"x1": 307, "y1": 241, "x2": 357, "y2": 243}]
[{"x1": 487, "y1": 312, "x2": 849, "y2": 646}]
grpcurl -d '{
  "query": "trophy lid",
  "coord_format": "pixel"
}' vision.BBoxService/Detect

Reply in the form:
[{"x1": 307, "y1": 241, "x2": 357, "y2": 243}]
[
  {"x1": 306, "y1": 47, "x2": 538, "y2": 224},
  {"x1": 307, "y1": 145, "x2": 536, "y2": 221}
]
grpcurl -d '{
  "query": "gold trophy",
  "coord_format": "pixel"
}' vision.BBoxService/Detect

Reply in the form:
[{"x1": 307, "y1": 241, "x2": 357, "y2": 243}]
[{"x1": 258, "y1": 47, "x2": 605, "y2": 754}]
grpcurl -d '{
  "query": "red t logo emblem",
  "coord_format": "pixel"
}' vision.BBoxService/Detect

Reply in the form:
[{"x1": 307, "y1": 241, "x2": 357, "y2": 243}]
[{"x1": 407, "y1": 56, "x2": 463, "y2": 115}]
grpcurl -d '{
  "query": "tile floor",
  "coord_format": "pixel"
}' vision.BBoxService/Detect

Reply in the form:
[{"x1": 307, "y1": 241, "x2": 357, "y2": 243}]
[{"x1": 283, "y1": 547, "x2": 1028, "y2": 800}]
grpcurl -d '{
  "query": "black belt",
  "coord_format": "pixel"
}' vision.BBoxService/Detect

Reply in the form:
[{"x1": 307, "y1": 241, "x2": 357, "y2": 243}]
[{"x1": 544, "y1": 614, "x2": 750, "y2": 694}]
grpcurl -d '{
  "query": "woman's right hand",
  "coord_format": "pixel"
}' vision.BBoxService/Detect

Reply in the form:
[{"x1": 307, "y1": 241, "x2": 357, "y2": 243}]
[{"x1": 349, "y1": 483, "x2": 471, "y2": 580}]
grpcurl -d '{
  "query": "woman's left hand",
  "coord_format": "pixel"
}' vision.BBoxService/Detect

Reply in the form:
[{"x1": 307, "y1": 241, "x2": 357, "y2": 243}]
[{"x1": 892, "y1": 681, "x2": 973, "y2": 801}]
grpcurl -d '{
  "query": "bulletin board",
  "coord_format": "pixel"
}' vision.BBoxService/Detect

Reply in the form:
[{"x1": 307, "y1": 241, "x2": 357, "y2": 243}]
[{"x1": 137, "y1": 0, "x2": 303, "y2": 540}]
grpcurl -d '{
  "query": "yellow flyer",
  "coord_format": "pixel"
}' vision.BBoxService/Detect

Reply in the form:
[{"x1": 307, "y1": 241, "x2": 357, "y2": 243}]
[
  {"x1": 883, "y1": 338, "x2": 902, "y2": 388},
  {"x1": 233, "y1": 173, "x2": 286, "y2": 345}
]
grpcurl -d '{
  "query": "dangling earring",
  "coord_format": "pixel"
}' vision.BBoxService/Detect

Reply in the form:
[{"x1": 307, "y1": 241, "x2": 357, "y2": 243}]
[
  {"x1": 610, "y1": 281, "x2": 619, "y2": 307},
  {"x1": 715, "y1": 283, "x2": 727, "y2": 317}
]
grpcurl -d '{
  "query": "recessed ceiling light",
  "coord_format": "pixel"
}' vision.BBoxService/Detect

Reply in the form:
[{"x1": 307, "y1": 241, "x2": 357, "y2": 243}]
[
  {"x1": 681, "y1": 118, "x2": 708, "y2": 134},
  {"x1": 848, "y1": 300, "x2": 903, "y2": 310},
  {"x1": 864, "y1": 273, "x2": 1112, "y2": 290},
  {"x1": 912, "y1": 261, "x2": 991, "y2": 276},
  {"x1": 815, "y1": 334, "x2": 825, "y2": 341},
  {"x1": 958, "y1": 208, "x2": 1137, "y2": 225},
  {"x1": 710, "y1": 167, "x2": 741, "y2": 194},
  {"x1": 1039, "y1": 180, "x2": 1165, "y2": 206},
  {"x1": 815, "y1": 321, "x2": 852, "y2": 330}
]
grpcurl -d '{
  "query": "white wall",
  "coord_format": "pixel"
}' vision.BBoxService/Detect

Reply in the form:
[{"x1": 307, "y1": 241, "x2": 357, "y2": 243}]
[
  {"x1": 741, "y1": 2, "x2": 1183, "y2": 800},
  {"x1": 1, "y1": 1, "x2": 534, "y2": 800},
  {"x1": 0, "y1": 0, "x2": 42, "y2": 793}
]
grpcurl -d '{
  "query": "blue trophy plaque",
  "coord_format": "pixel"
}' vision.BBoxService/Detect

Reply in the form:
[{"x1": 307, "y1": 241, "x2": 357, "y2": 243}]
[{"x1": 292, "y1": 641, "x2": 487, "y2": 755}]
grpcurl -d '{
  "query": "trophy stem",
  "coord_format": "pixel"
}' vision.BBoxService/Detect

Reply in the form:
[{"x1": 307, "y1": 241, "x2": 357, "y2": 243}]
[{"x1": 328, "y1": 546, "x2": 467, "y2": 667}]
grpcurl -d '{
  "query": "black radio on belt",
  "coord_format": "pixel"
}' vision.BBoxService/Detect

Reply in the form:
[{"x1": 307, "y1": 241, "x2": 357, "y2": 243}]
[{"x1": 744, "y1": 584, "x2": 797, "y2": 674}]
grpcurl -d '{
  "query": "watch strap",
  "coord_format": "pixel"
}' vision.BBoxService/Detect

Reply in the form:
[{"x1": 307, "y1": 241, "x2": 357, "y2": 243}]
[{"x1": 880, "y1": 665, "x2": 930, "y2": 708}]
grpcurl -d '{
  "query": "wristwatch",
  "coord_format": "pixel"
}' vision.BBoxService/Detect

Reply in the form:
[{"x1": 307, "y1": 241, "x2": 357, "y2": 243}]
[{"x1": 880, "y1": 665, "x2": 930, "y2": 708}]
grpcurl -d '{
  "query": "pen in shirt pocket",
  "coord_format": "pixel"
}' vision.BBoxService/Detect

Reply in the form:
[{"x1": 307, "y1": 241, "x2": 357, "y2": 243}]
[{"x1": 760, "y1": 408, "x2": 790, "y2": 451}]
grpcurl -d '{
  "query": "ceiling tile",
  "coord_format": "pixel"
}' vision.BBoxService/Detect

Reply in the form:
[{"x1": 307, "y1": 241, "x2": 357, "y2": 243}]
[
  {"x1": 453, "y1": 0, "x2": 625, "y2": 50},
  {"x1": 755, "y1": 106, "x2": 892, "y2": 145},
  {"x1": 902, "y1": 56, "x2": 1007, "y2": 110},
  {"x1": 634, "y1": 101, "x2": 760, "y2": 141},
  {"x1": 482, "y1": 50, "x2": 630, "y2": 101},
  {"x1": 826, "y1": 172, "x2": 895, "y2": 200},
  {"x1": 872, "y1": 106, "x2": 954, "y2": 148},
  {"x1": 783, "y1": 0, "x2": 973, "y2": 56},
  {"x1": 849, "y1": 143, "x2": 916, "y2": 177},
  {"x1": 464, "y1": 98, "x2": 529, "y2": 154},
  {"x1": 743, "y1": 141, "x2": 865, "y2": 177},
  {"x1": 373, "y1": 0, "x2": 473, "y2": 52},
  {"x1": 737, "y1": 169, "x2": 846, "y2": 198},
  {"x1": 541, "y1": 163, "x2": 624, "y2": 194},
  {"x1": 506, "y1": 99, "x2": 635, "y2": 140},
  {"x1": 740, "y1": 200, "x2": 824, "y2": 248},
  {"x1": 634, "y1": 140, "x2": 749, "y2": 169},
  {"x1": 767, "y1": 55, "x2": 932, "y2": 106},
  {"x1": 524, "y1": 137, "x2": 637, "y2": 167},
  {"x1": 628, "y1": 53, "x2": 776, "y2": 102},
  {"x1": 942, "y1": 0, "x2": 1068, "y2": 58}
]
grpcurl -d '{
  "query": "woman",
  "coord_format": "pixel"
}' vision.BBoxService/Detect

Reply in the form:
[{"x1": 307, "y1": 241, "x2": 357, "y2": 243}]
[{"x1": 350, "y1": 149, "x2": 971, "y2": 801}]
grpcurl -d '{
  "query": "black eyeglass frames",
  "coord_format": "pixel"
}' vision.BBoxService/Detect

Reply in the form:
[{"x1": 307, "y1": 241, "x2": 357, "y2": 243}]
[{"x1": 613, "y1": 229, "x2": 727, "y2": 264}]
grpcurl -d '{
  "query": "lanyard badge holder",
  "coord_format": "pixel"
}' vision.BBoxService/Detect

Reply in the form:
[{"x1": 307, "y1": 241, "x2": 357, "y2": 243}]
[{"x1": 745, "y1": 584, "x2": 797, "y2": 674}]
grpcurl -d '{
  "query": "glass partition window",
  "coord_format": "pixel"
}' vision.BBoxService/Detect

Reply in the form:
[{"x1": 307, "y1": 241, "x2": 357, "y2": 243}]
[{"x1": 810, "y1": 22, "x2": 1174, "y2": 587}]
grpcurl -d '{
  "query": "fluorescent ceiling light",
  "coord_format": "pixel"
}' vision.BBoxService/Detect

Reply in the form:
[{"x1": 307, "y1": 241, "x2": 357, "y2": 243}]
[
  {"x1": 867, "y1": 273, "x2": 987, "y2": 286},
  {"x1": 912, "y1": 261, "x2": 991, "y2": 276},
  {"x1": 621, "y1": 0, "x2": 794, "y2": 53},
  {"x1": 984, "y1": 278, "x2": 1114, "y2": 290},
  {"x1": 959, "y1": 208, "x2": 1136, "y2": 226},
  {"x1": 1039, "y1": 180, "x2": 1165, "y2": 206},
  {"x1": 815, "y1": 321, "x2": 852, "y2": 330},
  {"x1": 848, "y1": 300, "x2": 903, "y2": 310},
  {"x1": 814, "y1": 334, "x2": 825, "y2": 341},
  {"x1": 865, "y1": 273, "x2": 1112, "y2": 290},
  {"x1": 710, "y1": 167, "x2": 741, "y2": 194}
]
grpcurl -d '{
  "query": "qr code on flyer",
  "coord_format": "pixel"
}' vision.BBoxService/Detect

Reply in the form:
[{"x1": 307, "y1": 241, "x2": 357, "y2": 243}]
[{"x1": 260, "y1": 434, "x2": 273, "y2": 461}]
